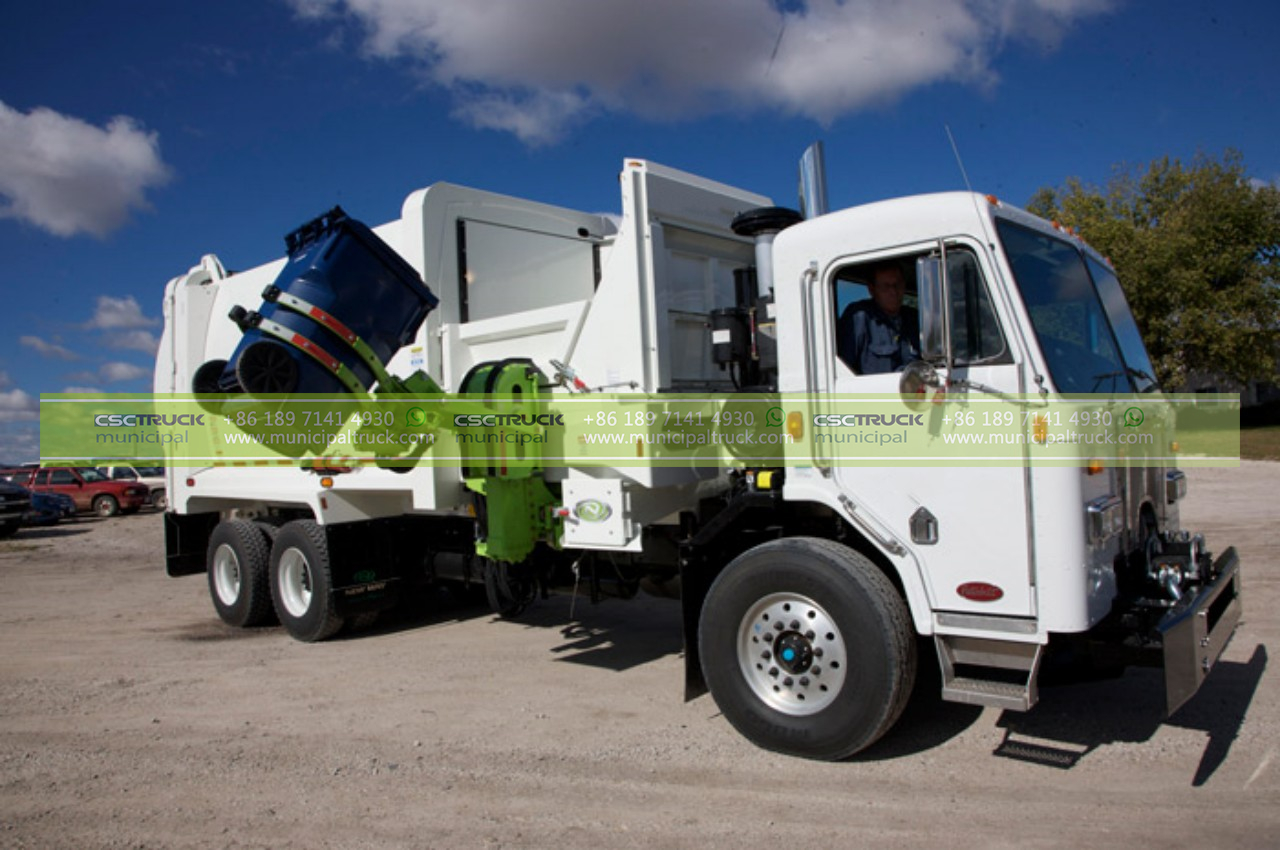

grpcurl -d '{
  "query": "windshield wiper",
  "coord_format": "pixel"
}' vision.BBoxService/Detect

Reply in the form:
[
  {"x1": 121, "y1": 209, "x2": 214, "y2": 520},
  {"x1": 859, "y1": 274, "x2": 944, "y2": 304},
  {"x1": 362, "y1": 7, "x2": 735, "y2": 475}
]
[{"x1": 1091, "y1": 366, "x2": 1159, "y2": 393}]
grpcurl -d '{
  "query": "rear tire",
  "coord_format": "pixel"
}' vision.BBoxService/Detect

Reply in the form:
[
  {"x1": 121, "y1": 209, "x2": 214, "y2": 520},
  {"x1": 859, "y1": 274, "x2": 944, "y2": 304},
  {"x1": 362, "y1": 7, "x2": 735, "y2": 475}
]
[
  {"x1": 93, "y1": 495, "x2": 119, "y2": 518},
  {"x1": 207, "y1": 520, "x2": 275, "y2": 627},
  {"x1": 699, "y1": 537, "x2": 916, "y2": 760},
  {"x1": 270, "y1": 520, "x2": 344, "y2": 642},
  {"x1": 152, "y1": 490, "x2": 168, "y2": 511}
]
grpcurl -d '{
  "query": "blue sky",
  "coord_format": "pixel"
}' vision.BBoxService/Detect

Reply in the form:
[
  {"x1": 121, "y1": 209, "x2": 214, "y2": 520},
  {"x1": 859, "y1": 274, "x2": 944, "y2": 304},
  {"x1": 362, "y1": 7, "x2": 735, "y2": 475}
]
[{"x1": 1, "y1": 0, "x2": 1277, "y2": 461}]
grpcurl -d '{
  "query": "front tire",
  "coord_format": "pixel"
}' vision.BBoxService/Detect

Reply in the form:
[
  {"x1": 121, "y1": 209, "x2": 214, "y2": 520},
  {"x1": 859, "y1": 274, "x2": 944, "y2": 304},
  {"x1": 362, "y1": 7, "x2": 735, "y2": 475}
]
[
  {"x1": 206, "y1": 520, "x2": 275, "y2": 627},
  {"x1": 93, "y1": 495, "x2": 119, "y2": 518},
  {"x1": 699, "y1": 537, "x2": 916, "y2": 760},
  {"x1": 269, "y1": 520, "x2": 344, "y2": 642}
]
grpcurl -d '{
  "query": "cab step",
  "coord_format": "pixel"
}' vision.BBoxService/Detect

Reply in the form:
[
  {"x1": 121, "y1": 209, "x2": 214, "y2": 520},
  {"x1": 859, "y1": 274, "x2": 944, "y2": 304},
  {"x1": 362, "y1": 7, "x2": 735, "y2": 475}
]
[{"x1": 936, "y1": 634, "x2": 1044, "y2": 712}]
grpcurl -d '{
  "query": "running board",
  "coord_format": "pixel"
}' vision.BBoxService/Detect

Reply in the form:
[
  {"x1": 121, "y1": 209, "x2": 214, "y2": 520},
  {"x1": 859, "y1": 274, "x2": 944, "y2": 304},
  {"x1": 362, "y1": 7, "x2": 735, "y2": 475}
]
[{"x1": 936, "y1": 635, "x2": 1044, "y2": 712}]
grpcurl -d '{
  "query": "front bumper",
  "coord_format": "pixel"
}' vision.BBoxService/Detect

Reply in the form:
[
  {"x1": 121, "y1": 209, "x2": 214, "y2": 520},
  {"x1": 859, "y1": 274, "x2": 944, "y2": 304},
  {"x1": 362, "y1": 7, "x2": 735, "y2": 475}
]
[{"x1": 1159, "y1": 546, "x2": 1241, "y2": 715}]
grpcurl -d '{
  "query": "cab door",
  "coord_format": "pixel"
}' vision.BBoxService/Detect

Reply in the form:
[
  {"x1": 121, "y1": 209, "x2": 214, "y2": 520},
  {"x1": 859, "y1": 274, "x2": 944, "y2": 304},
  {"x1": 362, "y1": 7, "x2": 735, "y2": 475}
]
[{"x1": 821, "y1": 241, "x2": 1036, "y2": 617}]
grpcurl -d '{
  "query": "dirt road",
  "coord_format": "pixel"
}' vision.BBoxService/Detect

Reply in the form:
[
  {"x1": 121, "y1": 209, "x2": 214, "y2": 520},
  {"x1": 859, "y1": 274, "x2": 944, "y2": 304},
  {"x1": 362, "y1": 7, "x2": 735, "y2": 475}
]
[{"x1": 2, "y1": 464, "x2": 1276, "y2": 849}]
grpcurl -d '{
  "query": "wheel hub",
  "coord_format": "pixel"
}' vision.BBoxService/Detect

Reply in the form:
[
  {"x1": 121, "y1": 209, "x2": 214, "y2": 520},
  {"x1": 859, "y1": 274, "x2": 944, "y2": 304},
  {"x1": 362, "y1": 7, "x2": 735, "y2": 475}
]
[
  {"x1": 774, "y1": 632, "x2": 814, "y2": 674},
  {"x1": 278, "y1": 547, "x2": 314, "y2": 618},
  {"x1": 212, "y1": 543, "x2": 242, "y2": 605},
  {"x1": 737, "y1": 592, "x2": 848, "y2": 716}
]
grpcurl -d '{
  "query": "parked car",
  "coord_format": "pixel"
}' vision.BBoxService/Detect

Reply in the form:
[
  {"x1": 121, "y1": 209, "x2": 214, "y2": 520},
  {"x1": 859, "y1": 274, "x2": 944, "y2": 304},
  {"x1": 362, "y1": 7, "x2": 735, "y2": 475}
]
[
  {"x1": 1, "y1": 466, "x2": 149, "y2": 517},
  {"x1": 24, "y1": 488, "x2": 77, "y2": 526},
  {"x1": 98, "y1": 465, "x2": 167, "y2": 510},
  {"x1": 0, "y1": 478, "x2": 31, "y2": 537}
]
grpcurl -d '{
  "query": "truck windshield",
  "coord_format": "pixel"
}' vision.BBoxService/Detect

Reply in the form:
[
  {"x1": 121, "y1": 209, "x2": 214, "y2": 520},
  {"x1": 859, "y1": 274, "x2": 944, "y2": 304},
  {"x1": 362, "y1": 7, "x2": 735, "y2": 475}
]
[{"x1": 996, "y1": 219, "x2": 1158, "y2": 394}]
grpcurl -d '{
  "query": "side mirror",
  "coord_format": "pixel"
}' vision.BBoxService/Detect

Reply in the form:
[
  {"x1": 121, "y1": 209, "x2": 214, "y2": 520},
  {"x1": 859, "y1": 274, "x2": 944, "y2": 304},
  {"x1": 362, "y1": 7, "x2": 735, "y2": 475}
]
[
  {"x1": 915, "y1": 253, "x2": 949, "y2": 364},
  {"x1": 899, "y1": 360, "x2": 941, "y2": 410}
]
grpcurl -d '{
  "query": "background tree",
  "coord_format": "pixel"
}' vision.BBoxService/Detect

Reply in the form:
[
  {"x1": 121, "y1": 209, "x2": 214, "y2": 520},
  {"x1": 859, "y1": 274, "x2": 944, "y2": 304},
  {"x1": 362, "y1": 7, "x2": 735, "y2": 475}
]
[{"x1": 1026, "y1": 150, "x2": 1280, "y2": 390}]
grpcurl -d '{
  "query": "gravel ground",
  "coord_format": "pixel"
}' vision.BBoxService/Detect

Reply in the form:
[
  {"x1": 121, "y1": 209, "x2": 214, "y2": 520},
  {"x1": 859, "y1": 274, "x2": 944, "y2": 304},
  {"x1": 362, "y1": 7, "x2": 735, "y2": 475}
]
[{"x1": 1, "y1": 463, "x2": 1276, "y2": 849}]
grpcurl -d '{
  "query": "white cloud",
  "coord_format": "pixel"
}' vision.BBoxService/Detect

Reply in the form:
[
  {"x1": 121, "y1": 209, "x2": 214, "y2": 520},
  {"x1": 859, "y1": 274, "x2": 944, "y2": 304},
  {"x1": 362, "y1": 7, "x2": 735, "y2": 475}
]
[
  {"x1": 104, "y1": 330, "x2": 160, "y2": 355},
  {"x1": 99, "y1": 362, "x2": 151, "y2": 383},
  {"x1": 61, "y1": 386, "x2": 102, "y2": 395},
  {"x1": 0, "y1": 389, "x2": 39, "y2": 423},
  {"x1": 0, "y1": 426, "x2": 39, "y2": 463},
  {"x1": 20, "y1": 335, "x2": 78, "y2": 361},
  {"x1": 0, "y1": 370, "x2": 9, "y2": 389},
  {"x1": 288, "y1": 0, "x2": 1113, "y2": 143},
  {"x1": 0, "y1": 101, "x2": 172, "y2": 238},
  {"x1": 86, "y1": 295, "x2": 159, "y2": 330}
]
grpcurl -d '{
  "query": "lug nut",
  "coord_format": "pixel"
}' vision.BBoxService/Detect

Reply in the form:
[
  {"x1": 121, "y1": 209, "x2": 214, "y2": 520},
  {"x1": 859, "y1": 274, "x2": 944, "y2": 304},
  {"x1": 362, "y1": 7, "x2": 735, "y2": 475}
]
[
  {"x1": 799, "y1": 677, "x2": 810, "y2": 687},
  {"x1": 762, "y1": 650, "x2": 772, "y2": 661},
  {"x1": 811, "y1": 666, "x2": 821, "y2": 676},
  {"x1": 790, "y1": 620, "x2": 800, "y2": 630},
  {"x1": 783, "y1": 677, "x2": 794, "y2": 687},
  {"x1": 769, "y1": 667, "x2": 779, "y2": 677},
  {"x1": 814, "y1": 647, "x2": 824, "y2": 658},
  {"x1": 805, "y1": 630, "x2": 815, "y2": 640}
]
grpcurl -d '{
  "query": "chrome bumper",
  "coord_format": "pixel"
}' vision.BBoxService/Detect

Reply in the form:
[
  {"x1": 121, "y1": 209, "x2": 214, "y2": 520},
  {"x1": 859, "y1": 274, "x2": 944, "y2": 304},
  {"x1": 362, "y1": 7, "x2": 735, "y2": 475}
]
[{"x1": 1159, "y1": 546, "x2": 1241, "y2": 715}]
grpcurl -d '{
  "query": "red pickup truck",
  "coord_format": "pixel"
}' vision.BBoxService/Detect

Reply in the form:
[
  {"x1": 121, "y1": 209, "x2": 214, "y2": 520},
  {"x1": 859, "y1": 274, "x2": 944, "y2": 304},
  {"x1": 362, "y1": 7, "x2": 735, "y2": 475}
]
[{"x1": 1, "y1": 466, "x2": 149, "y2": 517}]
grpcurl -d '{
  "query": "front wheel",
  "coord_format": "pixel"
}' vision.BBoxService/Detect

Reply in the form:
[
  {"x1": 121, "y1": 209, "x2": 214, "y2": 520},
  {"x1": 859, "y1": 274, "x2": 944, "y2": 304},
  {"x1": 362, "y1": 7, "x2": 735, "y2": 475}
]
[
  {"x1": 699, "y1": 537, "x2": 916, "y2": 760},
  {"x1": 269, "y1": 520, "x2": 344, "y2": 642},
  {"x1": 93, "y1": 495, "x2": 119, "y2": 518}
]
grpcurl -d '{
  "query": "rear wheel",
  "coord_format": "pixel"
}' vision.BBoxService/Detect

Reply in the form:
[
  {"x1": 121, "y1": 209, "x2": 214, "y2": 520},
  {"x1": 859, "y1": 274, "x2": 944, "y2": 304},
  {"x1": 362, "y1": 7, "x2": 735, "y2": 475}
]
[
  {"x1": 207, "y1": 520, "x2": 275, "y2": 627},
  {"x1": 93, "y1": 495, "x2": 119, "y2": 518},
  {"x1": 270, "y1": 520, "x2": 343, "y2": 642},
  {"x1": 152, "y1": 490, "x2": 168, "y2": 511},
  {"x1": 699, "y1": 537, "x2": 916, "y2": 760}
]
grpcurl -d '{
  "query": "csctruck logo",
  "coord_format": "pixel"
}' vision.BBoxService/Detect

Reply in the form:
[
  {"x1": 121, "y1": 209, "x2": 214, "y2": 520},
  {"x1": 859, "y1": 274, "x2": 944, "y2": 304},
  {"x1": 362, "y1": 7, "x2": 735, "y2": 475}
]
[
  {"x1": 573, "y1": 499, "x2": 613, "y2": 523},
  {"x1": 453, "y1": 413, "x2": 565, "y2": 427},
  {"x1": 812, "y1": 413, "x2": 924, "y2": 427},
  {"x1": 94, "y1": 414, "x2": 205, "y2": 427}
]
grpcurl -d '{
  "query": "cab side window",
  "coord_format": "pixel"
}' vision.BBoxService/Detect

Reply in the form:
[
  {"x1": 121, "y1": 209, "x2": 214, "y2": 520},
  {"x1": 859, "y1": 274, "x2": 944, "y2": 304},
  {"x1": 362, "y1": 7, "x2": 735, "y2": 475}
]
[
  {"x1": 50, "y1": 469, "x2": 77, "y2": 485},
  {"x1": 832, "y1": 258, "x2": 920, "y2": 375},
  {"x1": 947, "y1": 250, "x2": 1008, "y2": 365}
]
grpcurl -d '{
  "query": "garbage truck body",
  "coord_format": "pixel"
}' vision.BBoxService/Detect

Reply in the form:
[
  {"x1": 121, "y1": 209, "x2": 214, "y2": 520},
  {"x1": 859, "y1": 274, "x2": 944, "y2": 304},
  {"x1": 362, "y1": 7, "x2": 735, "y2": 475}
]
[{"x1": 155, "y1": 158, "x2": 1241, "y2": 759}]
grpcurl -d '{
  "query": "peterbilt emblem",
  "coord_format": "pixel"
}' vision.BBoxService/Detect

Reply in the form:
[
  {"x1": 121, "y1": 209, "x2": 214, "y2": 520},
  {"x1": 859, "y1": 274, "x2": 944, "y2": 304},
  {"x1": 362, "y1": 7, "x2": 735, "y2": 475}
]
[
  {"x1": 957, "y1": 582, "x2": 1004, "y2": 602},
  {"x1": 573, "y1": 499, "x2": 613, "y2": 523}
]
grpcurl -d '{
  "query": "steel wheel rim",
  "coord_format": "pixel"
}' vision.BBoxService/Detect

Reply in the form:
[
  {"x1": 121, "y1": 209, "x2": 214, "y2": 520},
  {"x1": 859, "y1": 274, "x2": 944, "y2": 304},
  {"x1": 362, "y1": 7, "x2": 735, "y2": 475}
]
[
  {"x1": 278, "y1": 547, "x2": 313, "y2": 618},
  {"x1": 737, "y1": 592, "x2": 848, "y2": 716},
  {"x1": 212, "y1": 543, "x2": 242, "y2": 606}
]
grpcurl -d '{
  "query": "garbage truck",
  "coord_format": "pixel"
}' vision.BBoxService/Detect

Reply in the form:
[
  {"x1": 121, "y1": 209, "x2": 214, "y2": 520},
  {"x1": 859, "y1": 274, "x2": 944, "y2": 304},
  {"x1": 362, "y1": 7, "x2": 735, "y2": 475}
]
[{"x1": 155, "y1": 155, "x2": 1241, "y2": 760}]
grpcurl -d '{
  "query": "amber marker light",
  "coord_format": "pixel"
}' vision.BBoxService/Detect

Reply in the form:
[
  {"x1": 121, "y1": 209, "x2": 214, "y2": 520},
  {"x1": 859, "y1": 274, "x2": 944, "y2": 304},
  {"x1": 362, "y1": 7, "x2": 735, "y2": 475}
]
[{"x1": 786, "y1": 411, "x2": 804, "y2": 441}]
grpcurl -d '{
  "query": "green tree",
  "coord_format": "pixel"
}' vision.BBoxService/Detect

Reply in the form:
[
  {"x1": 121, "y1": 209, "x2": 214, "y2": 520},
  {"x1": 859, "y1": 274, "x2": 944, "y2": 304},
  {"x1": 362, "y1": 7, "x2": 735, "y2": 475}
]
[{"x1": 1027, "y1": 150, "x2": 1280, "y2": 390}]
